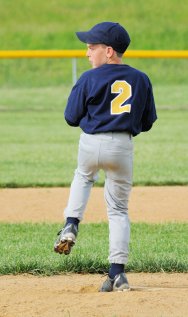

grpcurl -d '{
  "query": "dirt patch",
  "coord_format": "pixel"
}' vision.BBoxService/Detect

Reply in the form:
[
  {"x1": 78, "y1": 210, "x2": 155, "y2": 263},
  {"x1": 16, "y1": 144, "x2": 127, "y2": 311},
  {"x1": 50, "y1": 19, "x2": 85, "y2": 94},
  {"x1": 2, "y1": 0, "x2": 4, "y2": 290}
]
[
  {"x1": 0, "y1": 186, "x2": 187, "y2": 223},
  {"x1": 0, "y1": 187, "x2": 188, "y2": 317},
  {"x1": 0, "y1": 273, "x2": 188, "y2": 317}
]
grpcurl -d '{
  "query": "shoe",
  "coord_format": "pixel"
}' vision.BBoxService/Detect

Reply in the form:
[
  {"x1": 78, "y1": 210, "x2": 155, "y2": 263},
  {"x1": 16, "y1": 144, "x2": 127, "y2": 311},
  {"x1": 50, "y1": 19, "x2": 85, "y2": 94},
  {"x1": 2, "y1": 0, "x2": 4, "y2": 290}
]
[
  {"x1": 100, "y1": 273, "x2": 130, "y2": 292},
  {"x1": 54, "y1": 223, "x2": 78, "y2": 255}
]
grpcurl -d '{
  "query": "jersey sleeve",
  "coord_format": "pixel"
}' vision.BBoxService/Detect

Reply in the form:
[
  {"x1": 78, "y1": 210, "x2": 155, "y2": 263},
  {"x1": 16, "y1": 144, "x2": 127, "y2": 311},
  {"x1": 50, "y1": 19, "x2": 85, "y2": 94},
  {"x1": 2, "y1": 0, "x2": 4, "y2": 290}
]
[
  {"x1": 141, "y1": 81, "x2": 157, "y2": 132},
  {"x1": 64, "y1": 74, "x2": 88, "y2": 127}
]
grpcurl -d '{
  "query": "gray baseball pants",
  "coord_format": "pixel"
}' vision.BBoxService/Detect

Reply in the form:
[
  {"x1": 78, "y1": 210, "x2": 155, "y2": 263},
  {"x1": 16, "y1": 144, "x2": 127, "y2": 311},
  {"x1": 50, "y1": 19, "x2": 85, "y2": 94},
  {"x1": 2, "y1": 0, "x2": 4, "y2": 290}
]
[{"x1": 64, "y1": 131, "x2": 133, "y2": 264}]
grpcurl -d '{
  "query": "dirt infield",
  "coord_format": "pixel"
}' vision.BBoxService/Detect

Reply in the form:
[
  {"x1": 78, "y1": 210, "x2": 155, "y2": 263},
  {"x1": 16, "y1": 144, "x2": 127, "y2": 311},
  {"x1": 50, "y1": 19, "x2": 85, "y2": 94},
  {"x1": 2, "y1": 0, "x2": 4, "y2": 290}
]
[
  {"x1": 0, "y1": 187, "x2": 188, "y2": 317},
  {"x1": 1, "y1": 273, "x2": 188, "y2": 317},
  {"x1": 0, "y1": 186, "x2": 187, "y2": 223}
]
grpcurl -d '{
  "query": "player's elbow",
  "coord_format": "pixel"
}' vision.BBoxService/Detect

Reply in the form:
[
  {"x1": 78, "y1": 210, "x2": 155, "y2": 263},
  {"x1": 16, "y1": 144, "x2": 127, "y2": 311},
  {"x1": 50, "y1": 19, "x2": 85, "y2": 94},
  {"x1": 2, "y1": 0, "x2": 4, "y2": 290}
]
[
  {"x1": 65, "y1": 117, "x2": 79, "y2": 127},
  {"x1": 142, "y1": 123, "x2": 153, "y2": 132}
]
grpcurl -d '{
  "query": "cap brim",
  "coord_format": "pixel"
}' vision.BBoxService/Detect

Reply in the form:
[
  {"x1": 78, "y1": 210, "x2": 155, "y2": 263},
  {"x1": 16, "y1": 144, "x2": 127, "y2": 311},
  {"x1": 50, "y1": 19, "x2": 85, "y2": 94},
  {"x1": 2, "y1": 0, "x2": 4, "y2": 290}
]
[
  {"x1": 76, "y1": 32, "x2": 88, "y2": 43},
  {"x1": 76, "y1": 31, "x2": 101, "y2": 44}
]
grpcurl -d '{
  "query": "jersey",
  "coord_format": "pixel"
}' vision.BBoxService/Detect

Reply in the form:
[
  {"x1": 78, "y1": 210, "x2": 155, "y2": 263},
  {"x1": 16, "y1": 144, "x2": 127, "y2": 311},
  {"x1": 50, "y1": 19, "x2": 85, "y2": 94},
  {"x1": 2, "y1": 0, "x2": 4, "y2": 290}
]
[{"x1": 64, "y1": 64, "x2": 157, "y2": 136}]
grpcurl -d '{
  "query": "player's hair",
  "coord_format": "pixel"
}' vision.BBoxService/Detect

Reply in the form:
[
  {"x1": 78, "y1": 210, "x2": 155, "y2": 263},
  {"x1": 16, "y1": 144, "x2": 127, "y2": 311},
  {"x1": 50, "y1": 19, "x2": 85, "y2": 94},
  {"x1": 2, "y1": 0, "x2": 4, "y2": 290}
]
[{"x1": 116, "y1": 51, "x2": 123, "y2": 58}]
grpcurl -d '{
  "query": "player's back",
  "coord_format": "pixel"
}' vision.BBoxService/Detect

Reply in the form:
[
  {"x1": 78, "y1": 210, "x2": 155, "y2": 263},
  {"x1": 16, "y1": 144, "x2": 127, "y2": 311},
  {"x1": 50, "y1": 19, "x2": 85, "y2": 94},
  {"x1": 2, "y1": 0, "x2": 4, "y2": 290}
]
[
  {"x1": 65, "y1": 63, "x2": 157, "y2": 136},
  {"x1": 78, "y1": 64, "x2": 156, "y2": 136}
]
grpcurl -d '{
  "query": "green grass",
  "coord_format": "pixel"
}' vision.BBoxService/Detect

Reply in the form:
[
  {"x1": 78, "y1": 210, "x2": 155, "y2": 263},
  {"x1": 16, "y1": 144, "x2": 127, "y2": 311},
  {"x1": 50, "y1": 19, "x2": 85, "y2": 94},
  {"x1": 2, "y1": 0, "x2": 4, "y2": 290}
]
[
  {"x1": 134, "y1": 109, "x2": 188, "y2": 185},
  {"x1": 0, "y1": 0, "x2": 187, "y2": 50},
  {"x1": 0, "y1": 85, "x2": 187, "y2": 187},
  {"x1": 0, "y1": 84, "x2": 187, "y2": 111},
  {"x1": 0, "y1": 84, "x2": 188, "y2": 187},
  {"x1": 0, "y1": 56, "x2": 188, "y2": 88},
  {"x1": 0, "y1": 0, "x2": 187, "y2": 280},
  {"x1": 0, "y1": 0, "x2": 187, "y2": 87},
  {"x1": 0, "y1": 223, "x2": 187, "y2": 275},
  {"x1": 0, "y1": 0, "x2": 187, "y2": 187}
]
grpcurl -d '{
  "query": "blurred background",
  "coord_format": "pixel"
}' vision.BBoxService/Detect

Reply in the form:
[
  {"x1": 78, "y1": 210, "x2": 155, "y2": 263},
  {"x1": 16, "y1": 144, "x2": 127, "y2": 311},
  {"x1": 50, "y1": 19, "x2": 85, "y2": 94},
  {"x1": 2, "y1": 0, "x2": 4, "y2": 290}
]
[
  {"x1": 0, "y1": 0, "x2": 187, "y2": 187},
  {"x1": 0, "y1": 0, "x2": 187, "y2": 87}
]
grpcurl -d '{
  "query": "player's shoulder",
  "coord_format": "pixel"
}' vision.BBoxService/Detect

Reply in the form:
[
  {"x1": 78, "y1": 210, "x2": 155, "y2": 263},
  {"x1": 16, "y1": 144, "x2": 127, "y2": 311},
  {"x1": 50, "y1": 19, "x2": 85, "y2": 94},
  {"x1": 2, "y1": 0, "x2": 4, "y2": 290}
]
[
  {"x1": 127, "y1": 65, "x2": 153, "y2": 89},
  {"x1": 126, "y1": 64, "x2": 150, "y2": 80},
  {"x1": 80, "y1": 67, "x2": 102, "y2": 79},
  {"x1": 75, "y1": 68, "x2": 97, "y2": 85},
  {"x1": 78, "y1": 64, "x2": 151, "y2": 87},
  {"x1": 77, "y1": 67, "x2": 106, "y2": 86},
  {"x1": 83, "y1": 64, "x2": 149, "y2": 77}
]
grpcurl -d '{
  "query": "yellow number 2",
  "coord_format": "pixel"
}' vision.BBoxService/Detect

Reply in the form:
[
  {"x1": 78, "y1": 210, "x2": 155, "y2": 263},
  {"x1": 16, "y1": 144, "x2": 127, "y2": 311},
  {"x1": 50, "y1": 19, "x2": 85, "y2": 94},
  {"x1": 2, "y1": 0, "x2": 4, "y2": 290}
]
[{"x1": 111, "y1": 80, "x2": 132, "y2": 115}]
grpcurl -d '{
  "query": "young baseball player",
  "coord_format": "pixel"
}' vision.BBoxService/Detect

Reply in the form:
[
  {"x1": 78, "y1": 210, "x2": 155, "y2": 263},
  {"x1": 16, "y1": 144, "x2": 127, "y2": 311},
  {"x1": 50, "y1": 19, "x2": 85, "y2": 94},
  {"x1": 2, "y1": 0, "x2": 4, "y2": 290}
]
[{"x1": 54, "y1": 22, "x2": 157, "y2": 292}]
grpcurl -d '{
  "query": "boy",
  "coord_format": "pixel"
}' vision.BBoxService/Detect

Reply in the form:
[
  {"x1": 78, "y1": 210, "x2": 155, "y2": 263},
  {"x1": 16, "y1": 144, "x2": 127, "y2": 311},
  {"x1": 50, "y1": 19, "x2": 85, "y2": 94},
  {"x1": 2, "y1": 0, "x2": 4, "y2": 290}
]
[{"x1": 54, "y1": 22, "x2": 157, "y2": 292}]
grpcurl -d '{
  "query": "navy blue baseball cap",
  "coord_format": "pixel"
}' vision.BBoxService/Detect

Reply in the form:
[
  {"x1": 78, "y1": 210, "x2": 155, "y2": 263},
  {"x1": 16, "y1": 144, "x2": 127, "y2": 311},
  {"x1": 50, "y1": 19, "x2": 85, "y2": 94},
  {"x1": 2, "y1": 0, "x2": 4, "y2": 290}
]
[{"x1": 76, "y1": 22, "x2": 131, "y2": 54}]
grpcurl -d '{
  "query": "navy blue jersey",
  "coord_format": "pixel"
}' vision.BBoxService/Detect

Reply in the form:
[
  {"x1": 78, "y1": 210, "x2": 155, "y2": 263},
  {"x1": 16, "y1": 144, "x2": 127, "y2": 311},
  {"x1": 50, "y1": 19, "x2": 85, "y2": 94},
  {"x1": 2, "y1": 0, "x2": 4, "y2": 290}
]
[{"x1": 64, "y1": 64, "x2": 157, "y2": 136}]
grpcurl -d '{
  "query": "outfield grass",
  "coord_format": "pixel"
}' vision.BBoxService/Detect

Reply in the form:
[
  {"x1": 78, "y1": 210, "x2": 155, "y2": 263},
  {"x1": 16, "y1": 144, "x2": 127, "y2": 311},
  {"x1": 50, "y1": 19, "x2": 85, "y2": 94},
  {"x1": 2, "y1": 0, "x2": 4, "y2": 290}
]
[
  {"x1": 0, "y1": 222, "x2": 187, "y2": 275},
  {"x1": 0, "y1": 58, "x2": 188, "y2": 88},
  {"x1": 0, "y1": 1, "x2": 187, "y2": 278},
  {"x1": 0, "y1": 84, "x2": 187, "y2": 187},
  {"x1": 0, "y1": 0, "x2": 187, "y2": 88},
  {"x1": 0, "y1": 0, "x2": 187, "y2": 187},
  {"x1": 1, "y1": 0, "x2": 187, "y2": 50}
]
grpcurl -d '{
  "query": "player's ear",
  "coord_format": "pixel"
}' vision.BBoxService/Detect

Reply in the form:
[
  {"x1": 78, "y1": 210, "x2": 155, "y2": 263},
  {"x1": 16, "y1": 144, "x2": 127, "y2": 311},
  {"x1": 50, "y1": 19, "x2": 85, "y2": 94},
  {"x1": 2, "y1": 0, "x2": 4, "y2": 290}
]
[{"x1": 106, "y1": 46, "x2": 114, "y2": 58}]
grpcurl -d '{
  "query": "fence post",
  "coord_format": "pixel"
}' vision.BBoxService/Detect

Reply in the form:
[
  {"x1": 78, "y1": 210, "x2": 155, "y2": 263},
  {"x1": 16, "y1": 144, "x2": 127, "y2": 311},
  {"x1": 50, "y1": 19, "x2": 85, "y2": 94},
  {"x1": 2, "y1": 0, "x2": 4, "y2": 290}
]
[{"x1": 72, "y1": 58, "x2": 77, "y2": 85}]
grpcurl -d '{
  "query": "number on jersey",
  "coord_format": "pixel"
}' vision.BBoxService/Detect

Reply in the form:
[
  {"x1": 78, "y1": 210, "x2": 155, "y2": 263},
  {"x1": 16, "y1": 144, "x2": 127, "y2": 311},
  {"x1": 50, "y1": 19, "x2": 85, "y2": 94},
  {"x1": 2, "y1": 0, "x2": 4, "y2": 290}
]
[{"x1": 111, "y1": 80, "x2": 132, "y2": 115}]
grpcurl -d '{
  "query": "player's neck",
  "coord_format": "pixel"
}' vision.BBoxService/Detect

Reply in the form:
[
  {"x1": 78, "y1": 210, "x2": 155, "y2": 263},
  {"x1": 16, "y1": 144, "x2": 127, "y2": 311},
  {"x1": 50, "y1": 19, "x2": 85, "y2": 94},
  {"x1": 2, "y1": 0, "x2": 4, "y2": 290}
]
[{"x1": 107, "y1": 56, "x2": 122, "y2": 65}]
